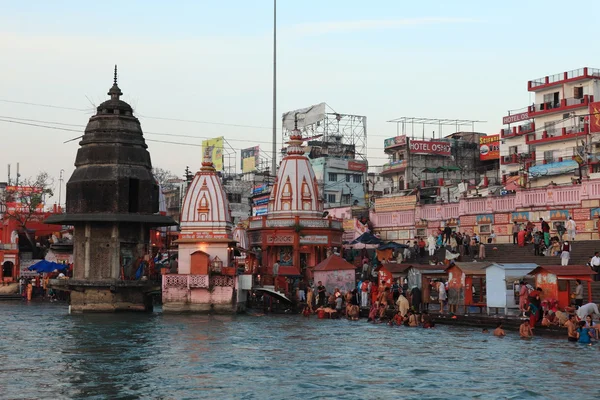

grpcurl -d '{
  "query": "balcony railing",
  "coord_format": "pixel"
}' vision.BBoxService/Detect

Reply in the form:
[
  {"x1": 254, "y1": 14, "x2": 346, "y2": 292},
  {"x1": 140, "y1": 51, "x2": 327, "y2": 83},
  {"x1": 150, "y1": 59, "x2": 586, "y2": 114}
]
[
  {"x1": 501, "y1": 153, "x2": 535, "y2": 165},
  {"x1": 528, "y1": 67, "x2": 600, "y2": 90},
  {"x1": 529, "y1": 95, "x2": 592, "y2": 116},
  {"x1": 526, "y1": 124, "x2": 588, "y2": 144}
]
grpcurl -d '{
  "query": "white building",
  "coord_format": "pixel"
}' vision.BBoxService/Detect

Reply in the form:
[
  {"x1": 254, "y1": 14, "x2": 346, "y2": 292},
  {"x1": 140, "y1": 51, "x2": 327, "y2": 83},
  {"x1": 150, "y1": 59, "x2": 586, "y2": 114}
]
[{"x1": 501, "y1": 67, "x2": 600, "y2": 188}]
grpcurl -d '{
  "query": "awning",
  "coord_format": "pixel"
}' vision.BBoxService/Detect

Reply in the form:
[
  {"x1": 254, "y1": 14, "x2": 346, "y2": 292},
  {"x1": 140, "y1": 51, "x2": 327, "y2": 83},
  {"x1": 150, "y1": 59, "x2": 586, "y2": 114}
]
[
  {"x1": 254, "y1": 288, "x2": 292, "y2": 303},
  {"x1": 422, "y1": 166, "x2": 461, "y2": 173}
]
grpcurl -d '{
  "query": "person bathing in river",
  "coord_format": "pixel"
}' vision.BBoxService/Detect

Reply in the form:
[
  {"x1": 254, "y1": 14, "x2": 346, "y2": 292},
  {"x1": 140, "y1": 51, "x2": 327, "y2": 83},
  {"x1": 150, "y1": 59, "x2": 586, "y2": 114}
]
[
  {"x1": 493, "y1": 322, "x2": 505, "y2": 337},
  {"x1": 421, "y1": 311, "x2": 434, "y2": 328},
  {"x1": 520, "y1": 321, "x2": 533, "y2": 338},
  {"x1": 577, "y1": 321, "x2": 593, "y2": 345},
  {"x1": 565, "y1": 314, "x2": 579, "y2": 342},
  {"x1": 407, "y1": 310, "x2": 419, "y2": 327}
]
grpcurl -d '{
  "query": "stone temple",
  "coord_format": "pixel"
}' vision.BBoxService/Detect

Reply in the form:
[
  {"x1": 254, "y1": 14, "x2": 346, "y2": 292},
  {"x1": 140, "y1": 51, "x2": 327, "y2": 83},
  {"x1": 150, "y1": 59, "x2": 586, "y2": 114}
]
[{"x1": 46, "y1": 67, "x2": 175, "y2": 312}]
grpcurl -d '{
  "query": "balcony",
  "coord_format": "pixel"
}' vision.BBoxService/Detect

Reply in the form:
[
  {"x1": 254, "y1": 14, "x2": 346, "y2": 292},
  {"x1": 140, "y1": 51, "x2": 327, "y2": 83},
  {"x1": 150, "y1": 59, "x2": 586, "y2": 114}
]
[
  {"x1": 528, "y1": 67, "x2": 600, "y2": 91},
  {"x1": 501, "y1": 122, "x2": 535, "y2": 139},
  {"x1": 528, "y1": 95, "x2": 592, "y2": 117},
  {"x1": 381, "y1": 160, "x2": 407, "y2": 175},
  {"x1": 525, "y1": 124, "x2": 589, "y2": 145},
  {"x1": 501, "y1": 152, "x2": 535, "y2": 165}
]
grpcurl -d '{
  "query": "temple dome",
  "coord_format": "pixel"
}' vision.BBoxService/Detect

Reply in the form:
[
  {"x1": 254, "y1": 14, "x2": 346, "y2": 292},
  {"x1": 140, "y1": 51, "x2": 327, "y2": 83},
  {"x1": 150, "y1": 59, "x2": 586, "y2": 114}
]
[
  {"x1": 268, "y1": 129, "x2": 323, "y2": 218},
  {"x1": 179, "y1": 151, "x2": 233, "y2": 239}
]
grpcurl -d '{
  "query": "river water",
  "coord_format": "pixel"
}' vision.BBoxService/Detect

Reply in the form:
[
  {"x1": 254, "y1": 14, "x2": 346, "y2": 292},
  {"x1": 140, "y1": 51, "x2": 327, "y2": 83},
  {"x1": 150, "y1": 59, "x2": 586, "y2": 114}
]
[{"x1": 0, "y1": 302, "x2": 596, "y2": 400}]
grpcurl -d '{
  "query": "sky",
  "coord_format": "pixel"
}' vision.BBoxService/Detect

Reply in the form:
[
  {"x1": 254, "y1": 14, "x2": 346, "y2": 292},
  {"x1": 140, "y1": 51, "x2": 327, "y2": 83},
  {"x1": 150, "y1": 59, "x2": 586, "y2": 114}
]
[{"x1": 1, "y1": 0, "x2": 599, "y2": 205}]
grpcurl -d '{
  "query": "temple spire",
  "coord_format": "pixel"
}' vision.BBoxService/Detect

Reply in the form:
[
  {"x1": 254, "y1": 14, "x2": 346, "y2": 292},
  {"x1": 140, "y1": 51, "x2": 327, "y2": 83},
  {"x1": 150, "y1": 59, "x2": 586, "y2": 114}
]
[{"x1": 108, "y1": 65, "x2": 123, "y2": 100}]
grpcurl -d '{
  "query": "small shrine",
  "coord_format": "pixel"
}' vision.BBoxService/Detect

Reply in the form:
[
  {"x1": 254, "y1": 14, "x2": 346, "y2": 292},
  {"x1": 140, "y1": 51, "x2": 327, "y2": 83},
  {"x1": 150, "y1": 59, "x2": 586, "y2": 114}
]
[
  {"x1": 247, "y1": 122, "x2": 343, "y2": 297},
  {"x1": 162, "y1": 149, "x2": 252, "y2": 313}
]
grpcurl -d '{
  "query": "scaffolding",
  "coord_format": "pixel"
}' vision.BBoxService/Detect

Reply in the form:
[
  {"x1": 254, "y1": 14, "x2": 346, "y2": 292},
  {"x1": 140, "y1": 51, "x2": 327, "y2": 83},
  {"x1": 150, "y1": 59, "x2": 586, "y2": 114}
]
[
  {"x1": 387, "y1": 117, "x2": 486, "y2": 140},
  {"x1": 282, "y1": 103, "x2": 367, "y2": 161}
]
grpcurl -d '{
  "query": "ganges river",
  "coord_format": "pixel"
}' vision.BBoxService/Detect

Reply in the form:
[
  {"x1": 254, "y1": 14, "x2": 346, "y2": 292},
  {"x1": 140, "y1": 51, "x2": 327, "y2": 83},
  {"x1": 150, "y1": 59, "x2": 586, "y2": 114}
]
[{"x1": 0, "y1": 302, "x2": 596, "y2": 400}]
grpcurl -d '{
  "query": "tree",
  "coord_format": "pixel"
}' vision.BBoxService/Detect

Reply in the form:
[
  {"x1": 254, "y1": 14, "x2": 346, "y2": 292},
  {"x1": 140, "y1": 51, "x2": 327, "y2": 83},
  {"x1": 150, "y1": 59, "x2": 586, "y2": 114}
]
[
  {"x1": 0, "y1": 171, "x2": 54, "y2": 254},
  {"x1": 152, "y1": 168, "x2": 179, "y2": 192}
]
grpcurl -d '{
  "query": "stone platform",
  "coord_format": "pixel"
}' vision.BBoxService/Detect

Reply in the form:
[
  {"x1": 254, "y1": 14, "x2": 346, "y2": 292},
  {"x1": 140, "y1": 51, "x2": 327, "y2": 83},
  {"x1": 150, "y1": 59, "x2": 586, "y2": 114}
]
[{"x1": 49, "y1": 279, "x2": 159, "y2": 313}]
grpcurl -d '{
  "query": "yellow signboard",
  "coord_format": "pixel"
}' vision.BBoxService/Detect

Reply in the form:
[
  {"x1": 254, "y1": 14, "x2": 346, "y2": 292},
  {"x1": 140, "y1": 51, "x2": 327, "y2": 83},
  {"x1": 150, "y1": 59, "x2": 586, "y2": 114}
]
[
  {"x1": 374, "y1": 195, "x2": 417, "y2": 212},
  {"x1": 202, "y1": 137, "x2": 224, "y2": 171}
]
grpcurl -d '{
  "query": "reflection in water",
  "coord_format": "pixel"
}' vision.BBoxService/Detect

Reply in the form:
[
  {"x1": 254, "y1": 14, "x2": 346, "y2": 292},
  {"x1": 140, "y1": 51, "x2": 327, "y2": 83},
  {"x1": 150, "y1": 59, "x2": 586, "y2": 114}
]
[{"x1": 0, "y1": 302, "x2": 597, "y2": 399}]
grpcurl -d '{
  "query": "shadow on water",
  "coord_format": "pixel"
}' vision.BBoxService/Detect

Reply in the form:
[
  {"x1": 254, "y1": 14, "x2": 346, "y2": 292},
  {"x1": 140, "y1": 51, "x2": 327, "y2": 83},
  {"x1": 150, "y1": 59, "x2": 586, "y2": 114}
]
[{"x1": 0, "y1": 303, "x2": 598, "y2": 399}]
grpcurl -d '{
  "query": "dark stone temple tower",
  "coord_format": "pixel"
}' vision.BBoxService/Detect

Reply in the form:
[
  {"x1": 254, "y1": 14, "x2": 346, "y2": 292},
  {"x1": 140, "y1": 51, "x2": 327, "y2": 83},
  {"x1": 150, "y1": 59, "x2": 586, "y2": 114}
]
[{"x1": 46, "y1": 67, "x2": 175, "y2": 312}]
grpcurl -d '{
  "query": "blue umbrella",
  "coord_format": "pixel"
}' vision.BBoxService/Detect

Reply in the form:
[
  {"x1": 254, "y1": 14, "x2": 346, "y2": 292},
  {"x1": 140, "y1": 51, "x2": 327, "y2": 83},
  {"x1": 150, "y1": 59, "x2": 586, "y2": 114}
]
[{"x1": 28, "y1": 260, "x2": 68, "y2": 273}]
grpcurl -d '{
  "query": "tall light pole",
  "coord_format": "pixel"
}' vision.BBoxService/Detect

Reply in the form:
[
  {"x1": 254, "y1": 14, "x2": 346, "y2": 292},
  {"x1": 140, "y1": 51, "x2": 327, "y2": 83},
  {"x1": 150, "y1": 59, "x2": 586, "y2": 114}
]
[
  {"x1": 58, "y1": 169, "x2": 64, "y2": 210},
  {"x1": 271, "y1": 0, "x2": 277, "y2": 176}
]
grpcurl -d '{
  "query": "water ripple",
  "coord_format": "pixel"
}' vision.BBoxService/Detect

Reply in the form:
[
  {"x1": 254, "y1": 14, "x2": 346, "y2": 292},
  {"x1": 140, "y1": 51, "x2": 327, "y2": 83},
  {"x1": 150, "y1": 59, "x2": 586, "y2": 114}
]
[{"x1": 0, "y1": 302, "x2": 597, "y2": 399}]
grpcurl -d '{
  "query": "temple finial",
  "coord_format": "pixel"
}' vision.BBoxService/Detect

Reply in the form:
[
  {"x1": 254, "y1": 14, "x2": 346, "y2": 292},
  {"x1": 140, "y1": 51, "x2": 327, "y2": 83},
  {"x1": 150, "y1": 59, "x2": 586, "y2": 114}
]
[{"x1": 114, "y1": 65, "x2": 118, "y2": 85}]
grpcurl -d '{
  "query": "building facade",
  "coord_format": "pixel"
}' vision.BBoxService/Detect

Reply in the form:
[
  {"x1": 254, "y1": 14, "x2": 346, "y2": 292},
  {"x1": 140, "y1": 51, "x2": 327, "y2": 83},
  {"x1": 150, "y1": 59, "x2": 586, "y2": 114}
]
[{"x1": 501, "y1": 67, "x2": 600, "y2": 188}]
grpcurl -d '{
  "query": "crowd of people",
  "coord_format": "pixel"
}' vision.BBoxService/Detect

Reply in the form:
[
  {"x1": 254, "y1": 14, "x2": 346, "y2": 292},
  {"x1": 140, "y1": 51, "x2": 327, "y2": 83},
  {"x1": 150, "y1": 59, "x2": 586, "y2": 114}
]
[{"x1": 298, "y1": 276, "x2": 600, "y2": 345}]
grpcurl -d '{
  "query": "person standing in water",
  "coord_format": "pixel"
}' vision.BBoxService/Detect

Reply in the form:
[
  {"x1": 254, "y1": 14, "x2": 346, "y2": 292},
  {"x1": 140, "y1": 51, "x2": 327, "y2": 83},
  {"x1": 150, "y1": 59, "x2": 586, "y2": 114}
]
[{"x1": 520, "y1": 321, "x2": 533, "y2": 338}]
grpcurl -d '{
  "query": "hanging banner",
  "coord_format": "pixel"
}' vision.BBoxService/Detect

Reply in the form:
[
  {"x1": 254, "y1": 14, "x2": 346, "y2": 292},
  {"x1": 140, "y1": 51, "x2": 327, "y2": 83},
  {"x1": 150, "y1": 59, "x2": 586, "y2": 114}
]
[
  {"x1": 241, "y1": 146, "x2": 260, "y2": 173},
  {"x1": 202, "y1": 137, "x2": 224, "y2": 172},
  {"x1": 408, "y1": 140, "x2": 452, "y2": 156},
  {"x1": 589, "y1": 101, "x2": 600, "y2": 133},
  {"x1": 479, "y1": 135, "x2": 500, "y2": 161},
  {"x1": 374, "y1": 195, "x2": 416, "y2": 212}
]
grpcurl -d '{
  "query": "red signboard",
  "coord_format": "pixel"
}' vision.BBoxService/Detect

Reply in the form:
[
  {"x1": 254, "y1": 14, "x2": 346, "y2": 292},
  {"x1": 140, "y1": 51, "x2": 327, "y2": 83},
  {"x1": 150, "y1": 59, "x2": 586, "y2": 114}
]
[
  {"x1": 573, "y1": 208, "x2": 590, "y2": 221},
  {"x1": 460, "y1": 215, "x2": 476, "y2": 226},
  {"x1": 494, "y1": 213, "x2": 510, "y2": 224},
  {"x1": 348, "y1": 161, "x2": 367, "y2": 172},
  {"x1": 589, "y1": 102, "x2": 600, "y2": 133},
  {"x1": 502, "y1": 112, "x2": 530, "y2": 125},
  {"x1": 479, "y1": 134, "x2": 500, "y2": 161},
  {"x1": 408, "y1": 140, "x2": 452, "y2": 156}
]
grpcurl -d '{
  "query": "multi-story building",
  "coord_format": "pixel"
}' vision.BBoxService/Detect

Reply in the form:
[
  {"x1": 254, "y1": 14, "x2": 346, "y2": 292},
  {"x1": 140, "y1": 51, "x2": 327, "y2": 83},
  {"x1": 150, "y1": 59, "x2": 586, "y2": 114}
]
[
  {"x1": 310, "y1": 154, "x2": 367, "y2": 208},
  {"x1": 380, "y1": 131, "x2": 497, "y2": 202},
  {"x1": 501, "y1": 67, "x2": 600, "y2": 188}
]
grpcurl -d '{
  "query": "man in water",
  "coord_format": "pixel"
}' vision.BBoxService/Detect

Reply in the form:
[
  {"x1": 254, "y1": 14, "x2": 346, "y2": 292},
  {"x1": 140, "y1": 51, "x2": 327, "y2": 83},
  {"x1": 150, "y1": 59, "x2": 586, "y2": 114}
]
[
  {"x1": 519, "y1": 321, "x2": 533, "y2": 338},
  {"x1": 493, "y1": 322, "x2": 505, "y2": 337},
  {"x1": 396, "y1": 293, "x2": 409, "y2": 317},
  {"x1": 565, "y1": 314, "x2": 578, "y2": 342},
  {"x1": 316, "y1": 281, "x2": 326, "y2": 307}
]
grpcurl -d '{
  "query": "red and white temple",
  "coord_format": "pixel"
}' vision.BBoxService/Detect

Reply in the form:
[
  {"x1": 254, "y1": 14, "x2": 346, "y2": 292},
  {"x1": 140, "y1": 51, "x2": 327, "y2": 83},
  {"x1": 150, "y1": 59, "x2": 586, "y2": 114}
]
[
  {"x1": 162, "y1": 150, "x2": 252, "y2": 312},
  {"x1": 247, "y1": 126, "x2": 343, "y2": 296}
]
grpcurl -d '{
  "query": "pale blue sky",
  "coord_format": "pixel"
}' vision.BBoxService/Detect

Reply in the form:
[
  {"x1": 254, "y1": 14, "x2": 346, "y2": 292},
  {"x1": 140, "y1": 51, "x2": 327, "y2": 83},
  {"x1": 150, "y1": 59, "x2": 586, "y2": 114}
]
[{"x1": 0, "y1": 0, "x2": 598, "y2": 201}]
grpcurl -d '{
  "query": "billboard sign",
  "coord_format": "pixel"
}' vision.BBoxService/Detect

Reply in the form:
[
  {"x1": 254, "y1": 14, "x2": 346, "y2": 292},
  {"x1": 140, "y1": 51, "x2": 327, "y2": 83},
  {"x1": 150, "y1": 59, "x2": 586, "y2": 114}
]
[
  {"x1": 201, "y1": 137, "x2": 224, "y2": 172},
  {"x1": 384, "y1": 135, "x2": 407, "y2": 149},
  {"x1": 374, "y1": 195, "x2": 417, "y2": 212},
  {"x1": 479, "y1": 134, "x2": 500, "y2": 161},
  {"x1": 241, "y1": 146, "x2": 260, "y2": 173},
  {"x1": 502, "y1": 112, "x2": 530, "y2": 125},
  {"x1": 408, "y1": 140, "x2": 452, "y2": 156}
]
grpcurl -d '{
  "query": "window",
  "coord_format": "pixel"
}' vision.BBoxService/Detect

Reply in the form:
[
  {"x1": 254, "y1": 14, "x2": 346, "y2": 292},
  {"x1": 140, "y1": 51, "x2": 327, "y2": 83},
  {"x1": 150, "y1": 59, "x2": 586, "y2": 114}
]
[
  {"x1": 328, "y1": 173, "x2": 337, "y2": 182},
  {"x1": 574, "y1": 86, "x2": 583, "y2": 99},
  {"x1": 353, "y1": 175, "x2": 362, "y2": 183},
  {"x1": 128, "y1": 178, "x2": 139, "y2": 213},
  {"x1": 327, "y1": 194, "x2": 336, "y2": 203},
  {"x1": 228, "y1": 193, "x2": 242, "y2": 203},
  {"x1": 509, "y1": 145, "x2": 518, "y2": 155},
  {"x1": 345, "y1": 174, "x2": 351, "y2": 182},
  {"x1": 543, "y1": 150, "x2": 554, "y2": 162},
  {"x1": 544, "y1": 122, "x2": 557, "y2": 137},
  {"x1": 342, "y1": 194, "x2": 351, "y2": 204}
]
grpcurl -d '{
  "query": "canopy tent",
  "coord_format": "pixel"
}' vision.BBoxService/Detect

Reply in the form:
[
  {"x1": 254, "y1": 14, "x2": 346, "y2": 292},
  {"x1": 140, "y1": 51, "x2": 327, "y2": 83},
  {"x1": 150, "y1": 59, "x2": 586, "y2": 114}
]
[
  {"x1": 28, "y1": 260, "x2": 68, "y2": 273},
  {"x1": 351, "y1": 232, "x2": 383, "y2": 245},
  {"x1": 378, "y1": 242, "x2": 408, "y2": 251}
]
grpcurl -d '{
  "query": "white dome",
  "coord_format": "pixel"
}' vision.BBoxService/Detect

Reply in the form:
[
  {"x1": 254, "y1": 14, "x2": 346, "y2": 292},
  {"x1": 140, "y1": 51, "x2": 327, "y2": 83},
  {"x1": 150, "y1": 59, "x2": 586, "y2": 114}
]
[
  {"x1": 268, "y1": 131, "x2": 323, "y2": 218},
  {"x1": 179, "y1": 156, "x2": 233, "y2": 239}
]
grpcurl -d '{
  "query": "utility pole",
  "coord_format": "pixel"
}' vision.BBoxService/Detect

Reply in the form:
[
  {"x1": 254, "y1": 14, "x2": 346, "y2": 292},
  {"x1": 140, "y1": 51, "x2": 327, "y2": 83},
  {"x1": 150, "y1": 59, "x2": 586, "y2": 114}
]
[{"x1": 271, "y1": 0, "x2": 277, "y2": 176}]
